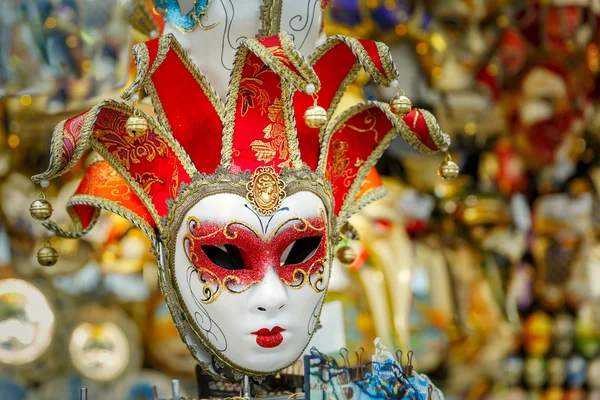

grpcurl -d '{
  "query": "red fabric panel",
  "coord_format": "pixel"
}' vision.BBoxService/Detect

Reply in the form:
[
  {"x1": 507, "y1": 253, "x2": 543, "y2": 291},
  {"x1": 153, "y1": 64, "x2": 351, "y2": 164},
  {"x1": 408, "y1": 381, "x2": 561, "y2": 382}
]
[
  {"x1": 92, "y1": 107, "x2": 192, "y2": 217},
  {"x1": 294, "y1": 42, "x2": 357, "y2": 170},
  {"x1": 73, "y1": 161, "x2": 156, "y2": 230},
  {"x1": 358, "y1": 39, "x2": 385, "y2": 75},
  {"x1": 401, "y1": 110, "x2": 439, "y2": 152},
  {"x1": 146, "y1": 39, "x2": 222, "y2": 174},
  {"x1": 60, "y1": 111, "x2": 88, "y2": 171},
  {"x1": 146, "y1": 38, "x2": 159, "y2": 67},
  {"x1": 326, "y1": 108, "x2": 392, "y2": 214},
  {"x1": 256, "y1": 36, "x2": 303, "y2": 77},
  {"x1": 230, "y1": 53, "x2": 292, "y2": 173}
]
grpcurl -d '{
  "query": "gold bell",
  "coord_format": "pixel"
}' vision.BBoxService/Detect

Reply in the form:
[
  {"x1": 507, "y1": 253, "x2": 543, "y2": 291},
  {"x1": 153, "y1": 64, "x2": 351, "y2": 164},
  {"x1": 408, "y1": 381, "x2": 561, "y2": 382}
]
[
  {"x1": 29, "y1": 199, "x2": 53, "y2": 221},
  {"x1": 336, "y1": 245, "x2": 356, "y2": 265},
  {"x1": 390, "y1": 94, "x2": 412, "y2": 117},
  {"x1": 37, "y1": 245, "x2": 58, "y2": 267},
  {"x1": 125, "y1": 113, "x2": 148, "y2": 137},
  {"x1": 304, "y1": 105, "x2": 327, "y2": 129},
  {"x1": 438, "y1": 153, "x2": 460, "y2": 181}
]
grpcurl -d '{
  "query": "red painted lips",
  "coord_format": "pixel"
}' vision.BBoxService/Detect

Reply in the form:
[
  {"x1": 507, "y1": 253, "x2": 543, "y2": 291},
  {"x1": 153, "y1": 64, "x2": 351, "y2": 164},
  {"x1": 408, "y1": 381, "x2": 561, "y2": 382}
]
[{"x1": 251, "y1": 326, "x2": 285, "y2": 348}]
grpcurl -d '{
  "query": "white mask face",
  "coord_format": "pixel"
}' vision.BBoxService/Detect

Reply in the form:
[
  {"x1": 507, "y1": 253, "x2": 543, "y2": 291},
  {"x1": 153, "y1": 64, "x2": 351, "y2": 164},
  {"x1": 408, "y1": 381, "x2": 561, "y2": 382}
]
[
  {"x1": 429, "y1": 0, "x2": 500, "y2": 92},
  {"x1": 160, "y1": 0, "x2": 325, "y2": 99},
  {"x1": 172, "y1": 190, "x2": 330, "y2": 373}
]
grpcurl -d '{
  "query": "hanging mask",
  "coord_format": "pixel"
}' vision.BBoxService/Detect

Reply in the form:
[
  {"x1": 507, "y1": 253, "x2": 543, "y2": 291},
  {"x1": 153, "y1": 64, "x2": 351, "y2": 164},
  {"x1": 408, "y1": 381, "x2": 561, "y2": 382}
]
[{"x1": 30, "y1": 31, "x2": 449, "y2": 377}]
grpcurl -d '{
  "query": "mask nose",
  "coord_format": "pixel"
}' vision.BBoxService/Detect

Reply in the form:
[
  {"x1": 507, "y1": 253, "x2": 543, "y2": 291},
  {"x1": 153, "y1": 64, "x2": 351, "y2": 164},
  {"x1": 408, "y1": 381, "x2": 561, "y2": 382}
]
[{"x1": 247, "y1": 269, "x2": 288, "y2": 315}]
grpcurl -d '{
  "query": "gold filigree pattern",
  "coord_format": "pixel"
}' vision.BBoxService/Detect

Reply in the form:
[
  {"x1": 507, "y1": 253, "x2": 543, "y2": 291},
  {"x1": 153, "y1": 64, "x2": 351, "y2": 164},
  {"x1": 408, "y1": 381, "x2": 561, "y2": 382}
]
[
  {"x1": 246, "y1": 166, "x2": 286, "y2": 216},
  {"x1": 183, "y1": 217, "x2": 263, "y2": 304},
  {"x1": 95, "y1": 128, "x2": 169, "y2": 170},
  {"x1": 134, "y1": 172, "x2": 166, "y2": 194},
  {"x1": 243, "y1": 32, "x2": 321, "y2": 95},
  {"x1": 67, "y1": 194, "x2": 156, "y2": 242},
  {"x1": 250, "y1": 98, "x2": 291, "y2": 166},
  {"x1": 328, "y1": 140, "x2": 357, "y2": 194}
]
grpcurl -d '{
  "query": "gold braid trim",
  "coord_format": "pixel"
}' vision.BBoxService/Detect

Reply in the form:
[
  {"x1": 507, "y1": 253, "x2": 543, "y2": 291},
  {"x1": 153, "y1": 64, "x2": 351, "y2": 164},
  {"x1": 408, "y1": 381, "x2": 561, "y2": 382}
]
[
  {"x1": 342, "y1": 186, "x2": 387, "y2": 225},
  {"x1": 220, "y1": 45, "x2": 249, "y2": 168},
  {"x1": 34, "y1": 99, "x2": 199, "y2": 237},
  {"x1": 243, "y1": 32, "x2": 320, "y2": 94},
  {"x1": 317, "y1": 101, "x2": 450, "y2": 222},
  {"x1": 40, "y1": 210, "x2": 100, "y2": 240},
  {"x1": 32, "y1": 102, "x2": 114, "y2": 184},
  {"x1": 221, "y1": 32, "x2": 320, "y2": 168},
  {"x1": 318, "y1": 62, "x2": 361, "y2": 144},
  {"x1": 31, "y1": 120, "x2": 66, "y2": 184},
  {"x1": 421, "y1": 109, "x2": 451, "y2": 152},
  {"x1": 144, "y1": 81, "x2": 173, "y2": 138},
  {"x1": 336, "y1": 126, "x2": 396, "y2": 226},
  {"x1": 67, "y1": 194, "x2": 157, "y2": 243},
  {"x1": 308, "y1": 35, "x2": 398, "y2": 87},
  {"x1": 376, "y1": 41, "x2": 399, "y2": 81},
  {"x1": 150, "y1": 34, "x2": 172, "y2": 75},
  {"x1": 259, "y1": 0, "x2": 283, "y2": 37},
  {"x1": 168, "y1": 35, "x2": 225, "y2": 119},
  {"x1": 122, "y1": 34, "x2": 224, "y2": 123},
  {"x1": 318, "y1": 101, "x2": 446, "y2": 175},
  {"x1": 121, "y1": 42, "x2": 151, "y2": 100},
  {"x1": 281, "y1": 80, "x2": 303, "y2": 169}
]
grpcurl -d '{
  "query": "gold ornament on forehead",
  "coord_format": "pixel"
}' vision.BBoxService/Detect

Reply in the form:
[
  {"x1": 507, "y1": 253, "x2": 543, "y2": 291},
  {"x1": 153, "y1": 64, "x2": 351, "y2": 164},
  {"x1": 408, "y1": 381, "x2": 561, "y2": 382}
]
[{"x1": 246, "y1": 166, "x2": 286, "y2": 216}]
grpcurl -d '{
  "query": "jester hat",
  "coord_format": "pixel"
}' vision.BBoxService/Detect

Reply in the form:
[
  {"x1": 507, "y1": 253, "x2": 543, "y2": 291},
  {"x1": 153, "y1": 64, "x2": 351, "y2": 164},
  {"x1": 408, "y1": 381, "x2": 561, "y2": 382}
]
[{"x1": 32, "y1": 31, "x2": 449, "y2": 375}]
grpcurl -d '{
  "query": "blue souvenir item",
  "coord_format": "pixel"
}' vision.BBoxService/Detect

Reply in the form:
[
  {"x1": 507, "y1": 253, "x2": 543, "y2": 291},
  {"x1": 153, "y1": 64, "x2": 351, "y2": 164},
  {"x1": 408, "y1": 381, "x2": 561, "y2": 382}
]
[
  {"x1": 305, "y1": 338, "x2": 444, "y2": 399},
  {"x1": 153, "y1": 0, "x2": 217, "y2": 32},
  {"x1": 566, "y1": 355, "x2": 587, "y2": 388},
  {"x1": 0, "y1": 379, "x2": 27, "y2": 400}
]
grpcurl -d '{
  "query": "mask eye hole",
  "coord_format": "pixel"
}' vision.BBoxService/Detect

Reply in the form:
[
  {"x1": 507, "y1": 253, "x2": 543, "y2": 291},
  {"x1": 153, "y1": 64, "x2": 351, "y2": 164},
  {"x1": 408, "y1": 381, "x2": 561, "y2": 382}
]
[
  {"x1": 280, "y1": 236, "x2": 322, "y2": 266},
  {"x1": 201, "y1": 245, "x2": 246, "y2": 270}
]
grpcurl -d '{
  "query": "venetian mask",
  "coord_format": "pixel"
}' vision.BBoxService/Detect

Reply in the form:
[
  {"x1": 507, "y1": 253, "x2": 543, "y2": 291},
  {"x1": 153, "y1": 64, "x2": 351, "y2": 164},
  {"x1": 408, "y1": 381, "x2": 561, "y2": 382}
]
[
  {"x1": 588, "y1": 359, "x2": 600, "y2": 389},
  {"x1": 508, "y1": 63, "x2": 585, "y2": 169},
  {"x1": 566, "y1": 355, "x2": 587, "y2": 388},
  {"x1": 502, "y1": 356, "x2": 524, "y2": 386},
  {"x1": 524, "y1": 357, "x2": 546, "y2": 388},
  {"x1": 69, "y1": 305, "x2": 142, "y2": 382},
  {"x1": 503, "y1": 4, "x2": 597, "y2": 169},
  {"x1": 31, "y1": 30, "x2": 449, "y2": 377},
  {"x1": 154, "y1": 0, "x2": 329, "y2": 98},
  {"x1": 426, "y1": 0, "x2": 505, "y2": 93},
  {"x1": 547, "y1": 357, "x2": 566, "y2": 387},
  {"x1": 0, "y1": 279, "x2": 55, "y2": 366}
]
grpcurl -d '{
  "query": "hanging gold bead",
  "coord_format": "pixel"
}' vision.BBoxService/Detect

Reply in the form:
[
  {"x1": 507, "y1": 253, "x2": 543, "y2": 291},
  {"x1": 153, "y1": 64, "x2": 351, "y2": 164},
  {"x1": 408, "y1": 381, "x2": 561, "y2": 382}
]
[
  {"x1": 336, "y1": 246, "x2": 356, "y2": 265},
  {"x1": 304, "y1": 105, "x2": 327, "y2": 129},
  {"x1": 125, "y1": 114, "x2": 148, "y2": 137},
  {"x1": 438, "y1": 159, "x2": 460, "y2": 181},
  {"x1": 29, "y1": 199, "x2": 53, "y2": 221},
  {"x1": 37, "y1": 246, "x2": 58, "y2": 267},
  {"x1": 390, "y1": 95, "x2": 412, "y2": 117}
]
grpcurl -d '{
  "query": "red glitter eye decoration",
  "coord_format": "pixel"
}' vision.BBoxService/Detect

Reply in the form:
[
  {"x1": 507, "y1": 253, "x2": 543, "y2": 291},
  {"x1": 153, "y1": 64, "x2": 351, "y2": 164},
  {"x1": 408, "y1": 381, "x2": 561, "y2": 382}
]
[
  {"x1": 279, "y1": 236, "x2": 323, "y2": 266},
  {"x1": 201, "y1": 244, "x2": 247, "y2": 271}
]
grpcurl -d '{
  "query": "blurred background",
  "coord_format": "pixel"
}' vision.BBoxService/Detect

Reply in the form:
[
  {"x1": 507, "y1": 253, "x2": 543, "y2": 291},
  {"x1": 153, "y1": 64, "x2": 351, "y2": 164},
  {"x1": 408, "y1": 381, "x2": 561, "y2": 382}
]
[{"x1": 1, "y1": 0, "x2": 600, "y2": 398}]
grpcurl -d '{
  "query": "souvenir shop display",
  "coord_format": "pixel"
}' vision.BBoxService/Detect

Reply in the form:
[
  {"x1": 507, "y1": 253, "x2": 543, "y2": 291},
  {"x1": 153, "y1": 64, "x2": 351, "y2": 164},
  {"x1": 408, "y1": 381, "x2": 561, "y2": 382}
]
[
  {"x1": 0, "y1": 0, "x2": 133, "y2": 111},
  {"x1": 18, "y1": 0, "x2": 453, "y2": 397},
  {"x1": 4, "y1": 0, "x2": 600, "y2": 398}
]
